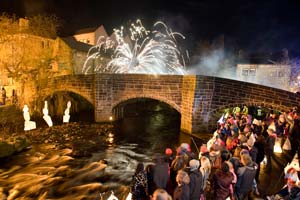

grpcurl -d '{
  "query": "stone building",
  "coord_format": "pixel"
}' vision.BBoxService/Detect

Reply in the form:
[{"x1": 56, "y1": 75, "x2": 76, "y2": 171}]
[
  {"x1": 236, "y1": 63, "x2": 291, "y2": 91},
  {"x1": 73, "y1": 25, "x2": 108, "y2": 45}
]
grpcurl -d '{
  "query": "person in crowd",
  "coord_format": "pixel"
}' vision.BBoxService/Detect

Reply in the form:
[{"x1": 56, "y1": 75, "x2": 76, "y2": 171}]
[
  {"x1": 199, "y1": 156, "x2": 211, "y2": 200},
  {"x1": 153, "y1": 153, "x2": 169, "y2": 190},
  {"x1": 226, "y1": 161, "x2": 237, "y2": 197},
  {"x1": 131, "y1": 162, "x2": 148, "y2": 200},
  {"x1": 290, "y1": 119, "x2": 300, "y2": 157},
  {"x1": 253, "y1": 133, "x2": 266, "y2": 182},
  {"x1": 152, "y1": 189, "x2": 172, "y2": 200},
  {"x1": 1, "y1": 87, "x2": 6, "y2": 105},
  {"x1": 11, "y1": 89, "x2": 18, "y2": 105},
  {"x1": 170, "y1": 148, "x2": 186, "y2": 192},
  {"x1": 146, "y1": 164, "x2": 155, "y2": 196},
  {"x1": 265, "y1": 128, "x2": 276, "y2": 172},
  {"x1": 235, "y1": 154, "x2": 258, "y2": 200},
  {"x1": 165, "y1": 148, "x2": 175, "y2": 196},
  {"x1": 255, "y1": 106, "x2": 263, "y2": 121},
  {"x1": 189, "y1": 159, "x2": 203, "y2": 200},
  {"x1": 165, "y1": 148, "x2": 174, "y2": 167},
  {"x1": 230, "y1": 147, "x2": 242, "y2": 176},
  {"x1": 173, "y1": 170, "x2": 190, "y2": 200},
  {"x1": 241, "y1": 105, "x2": 248, "y2": 115},
  {"x1": 212, "y1": 162, "x2": 234, "y2": 200}
]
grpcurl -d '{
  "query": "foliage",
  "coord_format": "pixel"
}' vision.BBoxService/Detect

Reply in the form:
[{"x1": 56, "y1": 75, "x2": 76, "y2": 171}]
[
  {"x1": 27, "y1": 14, "x2": 60, "y2": 39},
  {"x1": 0, "y1": 13, "x2": 60, "y2": 106}
]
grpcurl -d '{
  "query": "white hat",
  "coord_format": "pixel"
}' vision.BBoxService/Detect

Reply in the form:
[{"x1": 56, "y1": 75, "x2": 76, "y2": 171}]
[{"x1": 189, "y1": 159, "x2": 200, "y2": 171}]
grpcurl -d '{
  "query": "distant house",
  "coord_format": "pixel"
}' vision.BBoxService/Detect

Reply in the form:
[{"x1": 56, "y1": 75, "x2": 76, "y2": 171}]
[
  {"x1": 73, "y1": 25, "x2": 108, "y2": 45},
  {"x1": 56, "y1": 36, "x2": 93, "y2": 74},
  {"x1": 236, "y1": 51, "x2": 291, "y2": 91}
]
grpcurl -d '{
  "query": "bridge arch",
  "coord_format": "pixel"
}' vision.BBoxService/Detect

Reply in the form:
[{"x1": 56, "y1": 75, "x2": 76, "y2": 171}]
[
  {"x1": 40, "y1": 89, "x2": 94, "y2": 106},
  {"x1": 38, "y1": 89, "x2": 94, "y2": 118},
  {"x1": 34, "y1": 74, "x2": 300, "y2": 135},
  {"x1": 112, "y1": 95, "x2": 181, "y2": 114}
]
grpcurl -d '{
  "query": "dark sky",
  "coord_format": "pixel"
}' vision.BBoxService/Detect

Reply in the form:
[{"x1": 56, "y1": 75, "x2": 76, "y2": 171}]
[{"x1": 1, "y1": 0, "x2": 300, "y2": 53}]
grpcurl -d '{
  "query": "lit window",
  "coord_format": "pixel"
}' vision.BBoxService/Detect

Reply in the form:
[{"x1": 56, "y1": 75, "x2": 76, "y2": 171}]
[
  {"x1": 249, "y1": 69, "x2": 256, "y2": 76},
  {"x1": 278, "y1": 71, "x2": 284, "y2": 77},
  {"x1": 270, "y1": 71, "x2": 277, "y2": 77},
  {"x1": 242, "y1": 69, "x2": 249, "y2": 76},
  {"x1": 41, "y1": 41, "x2": 45, "y2": 48}
]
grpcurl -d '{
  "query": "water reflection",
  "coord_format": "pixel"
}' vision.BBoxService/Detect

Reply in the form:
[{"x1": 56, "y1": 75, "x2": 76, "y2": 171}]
[{"x1": 0, "y1": 100, "x2": 204, "y2": 199}]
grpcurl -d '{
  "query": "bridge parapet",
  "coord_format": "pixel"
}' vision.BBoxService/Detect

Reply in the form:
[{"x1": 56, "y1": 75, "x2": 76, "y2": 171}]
[{"x1": 37, "y1": 74, "x2": 300, "y2": 134}]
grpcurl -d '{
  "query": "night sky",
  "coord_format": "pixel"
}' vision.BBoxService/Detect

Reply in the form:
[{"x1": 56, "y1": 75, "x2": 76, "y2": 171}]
[{"x1": 1, "y1": 0, "x2": 300, "y2": 54}]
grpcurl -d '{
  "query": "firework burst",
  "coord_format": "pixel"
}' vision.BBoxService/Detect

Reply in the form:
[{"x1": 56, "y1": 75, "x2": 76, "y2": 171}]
[{"x1": 82, "y1": 19, "x2": 188, "y2": 75}]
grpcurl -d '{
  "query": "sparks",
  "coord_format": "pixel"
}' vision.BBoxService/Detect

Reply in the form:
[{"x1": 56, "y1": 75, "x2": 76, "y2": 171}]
[{"x1": 82, "y1": 20, "x2": 188, "y2": 75}]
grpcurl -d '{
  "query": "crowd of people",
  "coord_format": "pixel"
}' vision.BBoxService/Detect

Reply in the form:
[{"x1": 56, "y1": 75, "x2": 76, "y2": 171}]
[
  {"x1": 0, "y1": 87, "x2": 18, "y2": 106},
  {"x1": 130, "y1": 105, "x2": 300, "y2": 200}
]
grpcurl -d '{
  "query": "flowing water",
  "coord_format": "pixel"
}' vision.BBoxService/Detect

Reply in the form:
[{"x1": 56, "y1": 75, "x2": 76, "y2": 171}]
[{"x1": 0, "y1": 101, "x2": 207, "y2": 200}]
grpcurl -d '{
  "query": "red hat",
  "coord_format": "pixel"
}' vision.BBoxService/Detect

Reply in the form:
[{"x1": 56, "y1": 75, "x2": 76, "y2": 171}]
[
  {"x1": 200, "y1": 145, "x2": 208, "y2": 153},
  {"x1": 165, "y1": 148, "x2": 173, "y2": 155}
]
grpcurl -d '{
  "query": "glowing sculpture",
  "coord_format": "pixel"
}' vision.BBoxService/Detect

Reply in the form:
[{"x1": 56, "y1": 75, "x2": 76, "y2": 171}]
[
  {"x1": 43, "y1": 101, "x2": 53, "y2": 127},
  {"x1": 23, "y1": 105, "x2": 36, "y2": 131},
  {"x1": 63, "y1": 101, "x2": 71, "y2": 123}
]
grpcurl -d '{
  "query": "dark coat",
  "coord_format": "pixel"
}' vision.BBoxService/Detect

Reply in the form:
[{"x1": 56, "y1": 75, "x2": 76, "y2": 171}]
[
  {"x1": 265, "y1": 134, "x2": 276, "y2": 155},
  {"x1": 213, "y1": 169, "x2": 234, "y2": 200},
  {"x1": 189, "y1": 170, "x2": 203, "y2": 200},
  {"x1": 235, "y1": 162, "x2": 257, "y2": 194},
  {"x1": 173, "y1": 183, "x2": 190, "y2": 200},
  {"x1": 153, "y1": 161, "x2": 169, "y2": 190},
  {"x1": 131, "y1": 171, "x2": 148, "y2": 200},
  {"x1": 254, "y1": 135, "x2": 266, "y2": 163}
]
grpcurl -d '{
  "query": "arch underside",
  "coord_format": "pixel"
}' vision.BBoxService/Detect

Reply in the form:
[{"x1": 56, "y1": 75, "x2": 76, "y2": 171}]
[{"x1": 112, "y1": 95, "x2": 181, "y2": 114}]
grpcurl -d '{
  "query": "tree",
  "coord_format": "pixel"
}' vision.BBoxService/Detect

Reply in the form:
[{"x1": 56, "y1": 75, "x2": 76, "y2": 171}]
[{"x1": 0, "y1": 13, "x2": 60, "y2": 108}]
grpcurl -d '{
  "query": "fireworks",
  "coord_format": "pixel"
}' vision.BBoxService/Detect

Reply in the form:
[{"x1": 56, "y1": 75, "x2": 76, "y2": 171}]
[{"x1": 82, "y1": 20, "x2": 188, "y2": 75}]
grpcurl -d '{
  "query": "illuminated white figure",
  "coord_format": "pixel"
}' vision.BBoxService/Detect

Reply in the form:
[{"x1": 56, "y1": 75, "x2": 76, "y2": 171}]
[
  {"x1": 43, "y1": 101, "x2": 53, "y2": 127},
  {"x1": 63, "y1": 101, "x2": 71, "y2": 123},
  {"x1": 107, "y1": 191, "x2": 118, "y2": 200},
  {"x1": 82, "y1": 19, "x2": 188, "y2": 75},
  {"x1": 23, "y1": 105, "x2": 36, "y2": 131}
]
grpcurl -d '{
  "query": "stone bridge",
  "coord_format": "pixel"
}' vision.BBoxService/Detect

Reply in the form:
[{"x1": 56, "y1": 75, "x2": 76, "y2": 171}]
[{"x1": 39, "y1": 74, "x2": 300, "y2": 134}]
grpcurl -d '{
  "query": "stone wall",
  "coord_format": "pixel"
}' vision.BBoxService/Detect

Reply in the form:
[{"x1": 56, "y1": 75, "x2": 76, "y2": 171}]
[{"x1": 36, "y1": 74, "x2": 300, "y2": 135}]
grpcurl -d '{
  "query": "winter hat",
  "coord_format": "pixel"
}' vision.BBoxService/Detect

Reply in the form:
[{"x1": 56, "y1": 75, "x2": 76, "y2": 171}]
[
  {"x1": 180, "y1": 143, "x2": 191, "y2": 152},
  {"x1": 165, "y1": 148, "x2": 173, "y2": 155},
  {"x1": 189, "y1": 159, "x2": 200, "y2": 171},
  {"x1": 200, "y1": 145, "x2": 209, "y2": 154}
]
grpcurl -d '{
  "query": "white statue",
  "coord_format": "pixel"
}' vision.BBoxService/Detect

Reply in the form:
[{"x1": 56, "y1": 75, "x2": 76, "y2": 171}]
[
  {"x1": 23, "y1": 105, "x2": 36, "y2": 131},
  {"x1": 43, "y1": 101, "x2": 53, "y2": 127},
  {"x1": 63, "y1": 101, "x2": 71, "y2": 123}
]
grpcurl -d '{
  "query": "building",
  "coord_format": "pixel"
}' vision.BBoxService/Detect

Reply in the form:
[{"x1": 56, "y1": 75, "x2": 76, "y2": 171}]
[
  {"x1": 57, "y1": 36, "x2": 93, "y2": 74},
  {"x1": 73, "y1": 25, "x2": 108, "y2": 45},
  {"x1": 236, "y1": 50, "x2": 292, "y2": 91},
  {"x1": 236, "y1": 63, "x2": 291, "y2": 91},
  {"x1": 0, "y1": 18, "x2": 74, "y2": 104}
]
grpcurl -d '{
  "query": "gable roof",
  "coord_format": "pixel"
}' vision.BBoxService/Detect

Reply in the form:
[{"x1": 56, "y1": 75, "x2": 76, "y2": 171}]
[
  {"x1": 74, "y1": 27, "x2": 98, "y2": 35},
  {"x1": 61, "y1": 36, "x2": 92, "y2": 52}
]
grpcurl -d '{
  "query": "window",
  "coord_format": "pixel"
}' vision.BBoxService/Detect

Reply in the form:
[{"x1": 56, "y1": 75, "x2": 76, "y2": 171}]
[
  {"x1": 270, "y1": 71, "x2": 277, "y2": 77},
  {"x1": 278, "y1": 71, "x2": 285, "y2": 77},
  {"x1": 241, "y1": 68, "x2": 256, "y2": 76},
  {"x1": 41, "y1": 41, "x2": 45, "y2": 48},
  {"x1": 242, "y1": 69, "x2": 249, "y2": 76},
  {"x1": 249, "y1": 68, "x2": 256, "y2": 76}
]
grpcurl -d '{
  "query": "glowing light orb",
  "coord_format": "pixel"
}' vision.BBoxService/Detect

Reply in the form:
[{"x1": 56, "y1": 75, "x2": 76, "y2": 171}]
[{"x1": 82, "y1": 19, "x2": 188, "y2": 75}]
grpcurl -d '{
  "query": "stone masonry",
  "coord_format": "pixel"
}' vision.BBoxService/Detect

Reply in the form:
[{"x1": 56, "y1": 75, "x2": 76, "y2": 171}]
[{"x1": 37, "y1": 74, "x2": 300, "y2": 135}]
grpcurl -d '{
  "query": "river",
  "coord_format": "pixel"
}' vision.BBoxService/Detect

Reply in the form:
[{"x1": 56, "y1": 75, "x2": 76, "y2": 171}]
[{"x1": 0, "y1": 100, "x2": 208, "y2": 200}]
